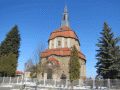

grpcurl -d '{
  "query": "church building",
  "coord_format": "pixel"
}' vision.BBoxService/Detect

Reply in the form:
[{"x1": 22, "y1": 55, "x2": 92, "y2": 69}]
[{"x1": 40, "y1": 6, "x2": 86, "y2": 80}]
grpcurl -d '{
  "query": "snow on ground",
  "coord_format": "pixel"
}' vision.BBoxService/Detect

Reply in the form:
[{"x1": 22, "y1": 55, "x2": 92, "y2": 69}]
[
  {"x1": 0, "y1": 84, "x2": 12, "y2": 87},
  {"x1": 0, "y1": 84, "x2": 109, "y2": 90}
]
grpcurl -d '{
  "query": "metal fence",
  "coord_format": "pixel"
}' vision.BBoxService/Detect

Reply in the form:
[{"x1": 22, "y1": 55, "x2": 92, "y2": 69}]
[{"x1": 0, "y1": 77, "x2": 120, "y2": 90}]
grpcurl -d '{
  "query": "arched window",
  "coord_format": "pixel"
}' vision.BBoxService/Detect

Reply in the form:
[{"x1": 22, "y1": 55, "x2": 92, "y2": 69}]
[
  {"x1": 65, "y1": 41, "x2": 67, "y2": 47},
  {"x1": 52, "y1": 43, "x2": 54, "y2": 48},
  {"x1": 58, "y1": 41, "x2": 61, "y2": 47}
]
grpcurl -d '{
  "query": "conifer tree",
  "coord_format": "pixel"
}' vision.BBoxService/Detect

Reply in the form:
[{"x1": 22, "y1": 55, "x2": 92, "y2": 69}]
[
  {"x1": 109, "y1": 38, "x2": 120, "y2": 78},
  {"x1": 96, "y1": 22, "x2": 120, "y2": 79},
  {"x1": 0, "y1": 25, "x2": 20, "y2": 76},
  {"x1": 0, "y1": 25, "x2": 20, "y2": 57},
  {"x1": 0, "y1": 53, "x2": 17, "y2": 76},
  {"x1": 69, "y1": 45, "x2": 80, "y2": 82}
]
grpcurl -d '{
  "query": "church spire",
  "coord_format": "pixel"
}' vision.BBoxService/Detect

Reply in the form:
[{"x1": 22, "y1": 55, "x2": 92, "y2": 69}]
[{"x1": 61, "y1": 6, "x2": 70, "y2": 27}]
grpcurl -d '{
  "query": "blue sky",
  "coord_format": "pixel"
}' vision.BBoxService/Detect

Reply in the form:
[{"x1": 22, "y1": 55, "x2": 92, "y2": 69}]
[{"x1": 0, "y1": 0, "x2": 120, "y2": 78}]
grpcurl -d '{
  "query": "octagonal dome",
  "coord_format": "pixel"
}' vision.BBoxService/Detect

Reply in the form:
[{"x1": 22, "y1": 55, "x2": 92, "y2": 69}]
[{"x1": 49, "y1": 26, "x2": 79, "y2": 41}]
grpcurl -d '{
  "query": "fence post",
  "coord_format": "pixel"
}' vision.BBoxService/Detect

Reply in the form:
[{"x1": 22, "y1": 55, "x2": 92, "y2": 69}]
[
  {"x1": 44, "y1": 78, "x2": 45, "y2": 86},
  {"x1": 17, "y1": 77, "x2": 19, "y2": 84},
  {"x1": 54, "y1": 79, "x2": 56, "y2": 87},
  {"x1": 2, "y1": 77, "x2": 5, "y2": 84},
  {"x1": 93, "y1": 78, "x2": 95, "y2": 89},
  {"x1": 107, "y1": 79, "x2": 110, "y2": 89},
  {"x1": 79, "y1": 79, "x2": 80, "y2": 86},
  {"x1": 66, "y1": 79, "x2": 68, "y2": 88},
  {"x1": 9, "y1": 77, "x2": 11, "y2": 84}
]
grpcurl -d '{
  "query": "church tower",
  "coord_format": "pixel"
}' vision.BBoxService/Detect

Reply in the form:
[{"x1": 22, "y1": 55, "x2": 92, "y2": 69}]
[{"x1": 40, "y1": 6, "x2": 86, "y2": 80}]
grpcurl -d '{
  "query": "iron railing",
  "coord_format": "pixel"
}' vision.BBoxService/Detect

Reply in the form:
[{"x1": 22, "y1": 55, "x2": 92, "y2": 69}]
[{"x1": 0, "y1": 77, "x2": 120, "y2": 90}]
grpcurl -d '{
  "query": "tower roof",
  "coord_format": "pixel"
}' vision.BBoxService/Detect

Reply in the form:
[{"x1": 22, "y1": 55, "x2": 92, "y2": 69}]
[
  {"x1": 41, "y1": 48, "x2": 86, "y2": 60},
  {"x1": 49, "y1": 26, "x2": 79, "y2": 41},
  {"x1": 61, "y1": 6, "x2": 69, "y2": 27}
]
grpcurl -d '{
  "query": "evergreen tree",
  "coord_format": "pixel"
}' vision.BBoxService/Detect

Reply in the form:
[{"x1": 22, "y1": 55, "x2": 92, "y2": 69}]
[
  {"x1": 69, "y1": 45, "x2": 80, "y2": 82},
  {"x1": 0, "y1": 25, "x2": 20, "y2": 57},
  {"x1": 0, "y1": 25, "x2": 20, "y2": 76},
  {"x1": 109, "y1": 38, "x2": 120, "y2": 78},
  {"x1": 0, "y1": 53, "x2": 17, "y2": 76},
  {"x1": 96, "y1": 22, "x2": 120, "y2": 79}
]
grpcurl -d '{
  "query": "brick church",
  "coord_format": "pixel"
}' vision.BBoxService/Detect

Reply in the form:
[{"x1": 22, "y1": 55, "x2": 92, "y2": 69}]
[{"x1": 40, "y1": 6, "x2": 86, "y2": 80}]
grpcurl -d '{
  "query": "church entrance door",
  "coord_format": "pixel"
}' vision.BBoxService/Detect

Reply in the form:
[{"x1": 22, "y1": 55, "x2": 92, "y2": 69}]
[{"x1": 47, "y1": 68, "x2": 52, "y2": 79}]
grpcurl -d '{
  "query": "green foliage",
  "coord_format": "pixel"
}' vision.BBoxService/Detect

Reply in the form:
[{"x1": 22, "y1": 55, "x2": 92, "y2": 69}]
[
  {"x1": 0, "y1": 25, "x2": 20, "y2": 77},
  {"x1": 109, "y1": 39, "x2": 120, "y2": 79},
  {"x1": 0, "y1": 25, "x2": 20, "y2": 57},
  {"x1": 0, "y1": 53, "x2": 17, "y2": 77},
  {"x1": 69, "y1": 46, "x2": 80, "y2": 82},
  {"x1": 96, "y1": 22, "x2": 120, "y2": 79}
]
